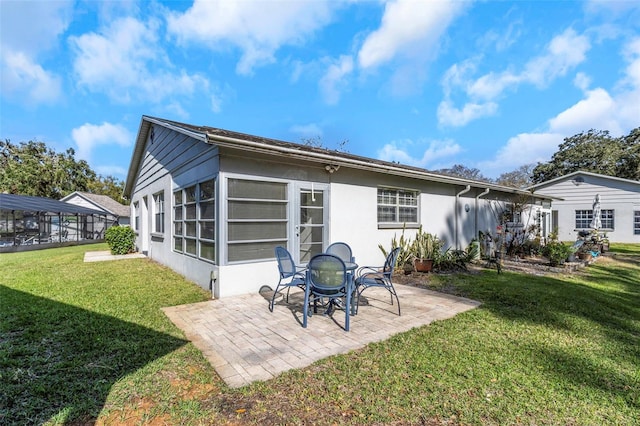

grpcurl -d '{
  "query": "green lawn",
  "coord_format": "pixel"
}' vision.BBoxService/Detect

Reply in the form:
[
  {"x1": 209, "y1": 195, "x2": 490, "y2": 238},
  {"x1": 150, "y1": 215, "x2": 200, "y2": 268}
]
[{"x1": 1, "y1": 243, "x2": 638, "y2": 425}]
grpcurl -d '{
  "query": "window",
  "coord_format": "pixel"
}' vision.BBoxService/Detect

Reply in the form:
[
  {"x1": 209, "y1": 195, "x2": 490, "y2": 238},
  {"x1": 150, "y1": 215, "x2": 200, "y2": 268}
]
[
  {"x1": 153, "y1": 191, "x2": 165, "y2": 234},
  {"x1": 635, "y1": 211, "x2": 640, "y2": 235},
  {"x1": 575, "y1": 209, "x2": 615, "y2": 230},
  {"x1": 133, "y1": 201, "x2": 140, "y2": 232},
  {"x1": 600, "y1": 209, "x2": 614, "y2": 229},
  {"x1": 377, "y1": 187, "x2": 418, "y2": 225},
  {"x1": 227, "y1": 178, "x2": 287, "y2": 262},
  {"x1": 575, "y1": 210, "x2": 591, "y2": 229},
  {"x1": 173, "y1": 179, "x2": 216, "y2": 262}
]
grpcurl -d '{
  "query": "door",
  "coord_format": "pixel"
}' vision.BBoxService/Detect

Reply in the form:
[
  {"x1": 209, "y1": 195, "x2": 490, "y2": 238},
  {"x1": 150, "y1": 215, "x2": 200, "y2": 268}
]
[{"x1": 295, "y1": 184, "x2": 328, "y2": 263}]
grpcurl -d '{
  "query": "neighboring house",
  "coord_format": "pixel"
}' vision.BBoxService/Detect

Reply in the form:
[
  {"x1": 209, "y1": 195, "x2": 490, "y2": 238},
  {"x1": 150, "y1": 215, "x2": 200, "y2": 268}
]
[
  {"x1": 61, "y1": 192, "x2": 130, "y2": 238},
  {"x1": 530, "y1": 171, "x2": 640, "y2": 243},
  {"x1": 124, "y1": 116, "x2": 553, "y2": 298}
]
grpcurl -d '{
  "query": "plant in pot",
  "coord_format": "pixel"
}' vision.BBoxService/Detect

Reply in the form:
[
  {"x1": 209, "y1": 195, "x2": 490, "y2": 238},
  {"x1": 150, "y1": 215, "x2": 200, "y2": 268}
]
[{"x1": 412, "y1": 226, "x2": 441, "y2": 272}]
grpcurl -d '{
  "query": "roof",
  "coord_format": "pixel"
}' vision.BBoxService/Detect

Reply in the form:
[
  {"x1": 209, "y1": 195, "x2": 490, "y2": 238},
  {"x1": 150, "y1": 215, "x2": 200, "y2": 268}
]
[
  {"x1": 125, "y1": 115, "x2": 554, "y2": 200},
  {"x1": 0, "y1": 193, "x2": 107, "y2": 215},
  {"x1": 529, "y1": 170, "x2": 640, "y2": 190},
  {"x1": 60, "y1": 191, "x2": 130, "y2": 217}
]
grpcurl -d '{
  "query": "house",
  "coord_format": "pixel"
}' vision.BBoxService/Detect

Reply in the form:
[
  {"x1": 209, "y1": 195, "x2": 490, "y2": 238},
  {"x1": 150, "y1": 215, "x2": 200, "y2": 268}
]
[
  {"x1": 124, "y1": 116, "x2": 553, "y2": 298},
  {"x1": 529, "y1": 171, "x2": 640, "y2": 243},
  {"x1": 61, "y1": 191, "x2": 130, "y2": 238}
]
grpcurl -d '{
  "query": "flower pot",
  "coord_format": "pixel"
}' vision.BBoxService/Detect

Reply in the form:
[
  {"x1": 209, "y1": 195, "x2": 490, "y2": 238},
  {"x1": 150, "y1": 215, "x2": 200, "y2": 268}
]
[
  {"x1": 578, "y1": 252, "x2": 592, "y2": 262},
  {"x1": 414, "y1": 258, "x2": 434, "y2": 273}
]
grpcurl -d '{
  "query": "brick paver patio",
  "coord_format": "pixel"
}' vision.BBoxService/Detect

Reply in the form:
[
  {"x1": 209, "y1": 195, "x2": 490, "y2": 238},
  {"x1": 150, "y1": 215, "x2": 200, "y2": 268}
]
[{"x1": 163, "y1": 284, "x2": 480, "y2": 388}]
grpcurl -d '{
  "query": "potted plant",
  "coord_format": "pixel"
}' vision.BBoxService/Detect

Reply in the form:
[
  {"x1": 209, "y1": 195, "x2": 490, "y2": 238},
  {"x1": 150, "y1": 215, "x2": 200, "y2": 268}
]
[{"x1": 412, "y1": 226, "x2": 441, "y2": 272}]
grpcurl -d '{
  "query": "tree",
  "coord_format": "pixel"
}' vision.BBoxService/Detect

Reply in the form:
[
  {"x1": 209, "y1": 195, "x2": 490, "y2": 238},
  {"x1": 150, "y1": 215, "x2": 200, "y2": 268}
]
[
  {"x1": 531, "y1": 129, "x2": 638, "y2": 184},
  {"x1": 87, "y1": 175, "x2": 128, "y2": 204},
  {"x1": 434, "y1": 164, "x2": 492, "y2": 183},
  {"x1": 617, "y1": 127, "x2": 640, "y2": 180},
  {"x1": 0, "y1": 139, "x2": 126, "y2": 202},
  {"x1": 496, "y1": 164, "x2": 536, "y2": 188}
]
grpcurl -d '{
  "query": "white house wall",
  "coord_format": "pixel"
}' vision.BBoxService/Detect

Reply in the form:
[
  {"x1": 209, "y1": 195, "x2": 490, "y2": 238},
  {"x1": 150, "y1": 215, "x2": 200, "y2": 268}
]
[
  {"x1": 533, "y1": 174, "x2": 640, "y2": 243},
  {"x1": 129, "y1": 122, "x2": 550, "y2": 298}
]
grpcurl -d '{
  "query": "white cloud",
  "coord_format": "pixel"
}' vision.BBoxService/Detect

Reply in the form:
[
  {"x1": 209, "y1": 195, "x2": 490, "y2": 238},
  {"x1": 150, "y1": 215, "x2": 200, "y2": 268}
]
[
  {"x1": 522, "y1": 28, "x2": 590, "y2": 87},
  {"x1": 319, "y1": 55, "x2": 354, "y2": 105},
  {"x1": 357, "y1": 0, "x2": 466, "y2": 70},
  {"x1": 0, "y1": 51, "x2": 62, "y2": 105},
  {"x1": 437, "y1": 99, "x2": 498, "y2": 127},
  {"x1": 70, "y1": 16, "x2": 215, "y2": 108},
  {"x1": 377, "y1": 138, "x2": 462, "y2": 169},
  {"x1": 478, "y1": 132, "x2": 563, "y2": 177},
  {"x1": 480, "y1": 37, "x2": 640, "y2": 178},
  {"x1": 95, "y1": 165, "x2": 129, "y2": 178},
  {"x1": 549, "y1": 88, "x2": 620, "y2": 135},
  {"x1": 0, "y1": 1, "x2": 72, "y2": 106},
  {"x1": 0, "y1": 0, "x2": 73, "y2": 56},
  {"x1": 166, "y1": 0, "x2": 335, "y2": 75},
  {"x1": 440, "y1": 28, "x2": 591, "y2": 127},
  {"x1": 71, "y1": 122, "x2": 132, "y2": 163}
]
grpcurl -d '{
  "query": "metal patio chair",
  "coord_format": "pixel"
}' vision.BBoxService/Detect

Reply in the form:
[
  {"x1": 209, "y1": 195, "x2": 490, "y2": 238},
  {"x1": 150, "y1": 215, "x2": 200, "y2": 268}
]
[
  {"x1": 326, "y1": 242, "x2": 355, "y2": 263},
  {"x1": 355, "y1": 247, "x2": 401, "y2": 315},
  {"x1": 270, "y1": 246, "x2": 306, "y2": 312},
  {"x1": 303, "y1": 254, "x2": 354, "y2": 331}
]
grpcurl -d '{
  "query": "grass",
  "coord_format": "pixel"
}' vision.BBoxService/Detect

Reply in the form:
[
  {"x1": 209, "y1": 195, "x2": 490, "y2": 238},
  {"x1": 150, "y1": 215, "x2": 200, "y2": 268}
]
[{"x1": 1, "y1": 243, "x2": 639, "y2": 425}]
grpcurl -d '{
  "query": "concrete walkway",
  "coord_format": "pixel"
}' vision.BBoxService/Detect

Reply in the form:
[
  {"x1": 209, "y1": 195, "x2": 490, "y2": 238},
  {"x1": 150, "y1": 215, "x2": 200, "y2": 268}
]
[
  {"x1": 83, "y1": 250, "x2": 146, "y2": 262},
  {"x1": 163, "y1": 285, "x2": 480, "y2": 388}
]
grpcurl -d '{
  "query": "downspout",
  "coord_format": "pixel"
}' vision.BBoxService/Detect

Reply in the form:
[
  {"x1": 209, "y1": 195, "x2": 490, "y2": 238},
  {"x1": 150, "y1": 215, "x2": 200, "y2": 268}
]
[
  {"x1": 455, "y1": 185, "x2": 472, "y2": 250},
  {"x1": 475, "y1": 188, "x2": 491, "y2": 239}
]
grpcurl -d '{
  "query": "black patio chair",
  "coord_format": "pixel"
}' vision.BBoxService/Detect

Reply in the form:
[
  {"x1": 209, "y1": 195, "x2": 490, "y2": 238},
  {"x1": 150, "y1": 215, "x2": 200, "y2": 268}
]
[
  {"x1": 270, "y1": 246, "x2": 306, "y2": 312},
  {"x1": 355, "y1": 247, "x2": 401, "y2": 315},
  {"x1": 303, "y1": 254, "x2": 353, "y2": 331}
]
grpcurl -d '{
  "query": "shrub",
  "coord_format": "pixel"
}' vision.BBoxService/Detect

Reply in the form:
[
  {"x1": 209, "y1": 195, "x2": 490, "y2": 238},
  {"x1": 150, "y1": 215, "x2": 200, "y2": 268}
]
[
  {"x1": 541, "y1": 241, "x2": 572, "y2": 266},
  {"x1": 105, "y1": 226, "x2": 136, "y2": 255}
]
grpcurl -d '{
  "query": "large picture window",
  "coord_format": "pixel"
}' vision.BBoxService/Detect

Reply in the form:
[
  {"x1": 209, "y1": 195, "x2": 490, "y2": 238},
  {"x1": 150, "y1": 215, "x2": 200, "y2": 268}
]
[
  {"x1": 227, "y1": 178, "x2": 287, "y2": 262},
  {"x1": 173, "y1": 179, "x2": 216, "y2": 262},
  {"x1": 377, "y1": 187, "x2": 418, "y2": 225}
]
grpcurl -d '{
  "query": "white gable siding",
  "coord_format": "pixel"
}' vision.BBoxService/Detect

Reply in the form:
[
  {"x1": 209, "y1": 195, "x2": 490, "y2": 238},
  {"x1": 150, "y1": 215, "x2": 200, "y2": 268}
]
[{"x1": 534, "y1": 174, "x2": 640, "y2": 243}]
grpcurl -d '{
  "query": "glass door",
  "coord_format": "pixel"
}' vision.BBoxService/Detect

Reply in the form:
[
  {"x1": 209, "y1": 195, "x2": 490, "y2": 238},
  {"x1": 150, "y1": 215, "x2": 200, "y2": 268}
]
[{"x1": 295, "y1": 184, "x2": 328, "y2": 263}]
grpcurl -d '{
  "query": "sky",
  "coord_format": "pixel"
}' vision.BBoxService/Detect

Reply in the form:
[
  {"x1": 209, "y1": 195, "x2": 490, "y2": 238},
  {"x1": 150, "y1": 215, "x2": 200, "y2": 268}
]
[{"x1": 1, "y1": 0, "x2": 639, "y2": 182}]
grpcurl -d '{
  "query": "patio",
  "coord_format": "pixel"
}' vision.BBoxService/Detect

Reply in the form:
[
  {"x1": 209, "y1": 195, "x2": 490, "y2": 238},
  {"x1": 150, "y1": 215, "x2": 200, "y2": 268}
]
[{"x1": 163, "y1": 284, "x2": 480, "y2": 388}]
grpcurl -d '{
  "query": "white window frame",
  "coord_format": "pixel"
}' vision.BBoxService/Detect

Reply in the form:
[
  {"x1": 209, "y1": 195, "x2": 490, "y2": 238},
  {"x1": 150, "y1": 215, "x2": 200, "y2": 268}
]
[
  {"x1": 634, "y1": 211, "x2": 640, "y2": 235},
  {"x1": 575, "y1": 209, "x2": 615, "y2": 230},
  {"x1": 133, "y1": 201, "x2": 140, "y2": 232},
  {"x1": 377, "y1": 187, "x2": 419, "y2": 228},
  {"x1": 226, "y1": 177, "x2": 288, "y2": 263},
  {"x1": 172, "y1": 178, "x2": 216, "y2": 263},
  {"x1": 153, "y1": 191, "x2": 165, "y2": 234}
]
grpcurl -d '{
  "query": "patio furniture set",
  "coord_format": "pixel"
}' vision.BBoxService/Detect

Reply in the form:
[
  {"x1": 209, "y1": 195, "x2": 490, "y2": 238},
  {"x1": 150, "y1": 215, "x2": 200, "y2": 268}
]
[{"x1": 270, "y1": 243, "x2": 401, "y2": 331}]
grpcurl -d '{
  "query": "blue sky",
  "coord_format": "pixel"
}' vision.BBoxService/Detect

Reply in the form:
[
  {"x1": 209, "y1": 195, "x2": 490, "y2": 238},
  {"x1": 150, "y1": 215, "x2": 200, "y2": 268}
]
[{"x1": 1, "y1": 0, "x2": 639, "y2": 181}]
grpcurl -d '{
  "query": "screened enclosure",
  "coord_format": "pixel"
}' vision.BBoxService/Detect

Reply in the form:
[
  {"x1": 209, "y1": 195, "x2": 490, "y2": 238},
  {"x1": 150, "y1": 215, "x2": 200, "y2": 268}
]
[{"x1": 0, "y1": 194, "x2": 112, "y2": 251}]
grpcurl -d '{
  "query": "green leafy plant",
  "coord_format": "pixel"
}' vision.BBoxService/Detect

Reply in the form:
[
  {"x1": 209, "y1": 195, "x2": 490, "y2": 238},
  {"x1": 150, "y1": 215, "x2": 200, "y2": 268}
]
[
  {"x1": 378, "y1": 225, "x2": 413, "y2": 269},
  {"x1": 412, "y1": 225, "x2": 442, "y2": 260},
  {"x1": 105, "y1": 225, "x2": 136, "y2": 255},
  {"x1": 541, "y1": 240, "x2": 573, "y2": 266}
]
